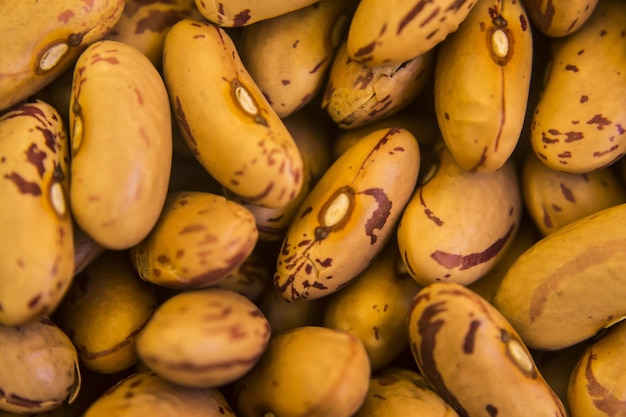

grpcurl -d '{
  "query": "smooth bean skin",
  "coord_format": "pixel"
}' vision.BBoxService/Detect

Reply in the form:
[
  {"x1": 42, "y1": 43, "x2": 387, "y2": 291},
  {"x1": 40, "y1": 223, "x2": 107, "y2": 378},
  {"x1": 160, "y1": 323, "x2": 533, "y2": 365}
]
[
  {"x1": 353, "y1": 367, "x2": 459, "y2": 417},
  {"x1": 69, "y1": 40, "x2": 172, "y2": 250},
  {"x1": 323, "y1": 240, "x2": 422, "y2": 371},
  {"x1": 567, "y1": 320, "x2": 626, "y2": 417},
  {"x1": 493, "y1": 203, "x2": 626, "y2": 351},
  {"x1": 54, "y1": 251, "x2": 157, "y2": 374},
  {"x1": 230, "y1": 109, "x2": 333, "y2": 242},
  {"x1": 233, "y1": 326, "x2": 371, "y2": 417},
  {"x1": 130, "y1": 191, "x2": 258, "y2": 290},
  {"x1": 238, "y1": 0, "x2": 356, "y2": 118},
  {"x1": 522, "y1": 152, "x2": 626, "y2": 236},
  {"x1": 104, "y1": 0, "x2": 204, "y2": 69},
  {"x1": 467, "y1": 223, "x2": 538, "y2": 304}
]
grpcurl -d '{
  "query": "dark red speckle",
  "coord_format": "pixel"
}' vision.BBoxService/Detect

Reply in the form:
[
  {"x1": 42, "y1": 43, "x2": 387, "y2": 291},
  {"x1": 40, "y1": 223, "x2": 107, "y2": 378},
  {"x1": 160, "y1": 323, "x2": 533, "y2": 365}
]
[
  {"x1": 463, "y1": 319, "x2": 481, "y2": 353},
  {"x1": 587, "y1": 114, "x2": 611, "y2": 130},
  {"x1": 420, "y1": 188, "x2": 444, "y2": 226},
  {"x1": 4, "y1": 172, "x2": 41, "y2": 196},
  {"x1": 57, "y1": 10, "x2": 74, "y2": 23},
  {"x1": 362, "y1": 188, "x2": 391, "y2": 245},
  {"x1": 28, "y1": 293, "x2": 42, "y2": 309},
  {"x1": 26, "y1": 143, "x2": 47, "y2": 178},
  {"x1": 565, "y1": 131, "x2": 584, "y2": 142},
  {"x1": 353, "y1": 41, "x2": 376, "y2": 58},
  {"x1": 233, "y1": 9, "x2": 251, "y2": 27},
  {"x1": 560, "y1": 183, "x2": 576, "y2": 202},
  {"x1": 430, "y1": 225, "x2": 515, "y2": 270},
  {"x1": 519, "y1": 14, "x2": 527, "y2": 31},
  {"x1": 415, "y1": 300, "x2": 468, "y2": 415},
  {"x1": 91, "y1": 53, "x2": 120, "y2": 65}
]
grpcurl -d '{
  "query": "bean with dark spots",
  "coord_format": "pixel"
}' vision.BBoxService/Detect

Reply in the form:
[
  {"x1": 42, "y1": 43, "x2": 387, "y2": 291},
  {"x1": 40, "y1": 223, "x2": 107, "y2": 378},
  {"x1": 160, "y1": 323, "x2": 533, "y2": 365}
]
[
  {"x1": 4, "y1": 172, "x2": 42, "y2": 196},
  {"x1": 274, "y1": 128, "x2": 419, "y2": 302},
  {"x1": 136, "y1": 288, "x2": 271, "y2": 388},
  {"x1": 410, "y1": 282, "x2": 566, "y2": 416}
]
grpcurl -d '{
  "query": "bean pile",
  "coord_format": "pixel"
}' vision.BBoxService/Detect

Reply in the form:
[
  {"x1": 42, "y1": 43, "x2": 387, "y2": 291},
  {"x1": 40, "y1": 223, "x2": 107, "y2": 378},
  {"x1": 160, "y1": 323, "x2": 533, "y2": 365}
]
[{"x1": 0, "y1": 0, "x2": 625, "y2": 416}]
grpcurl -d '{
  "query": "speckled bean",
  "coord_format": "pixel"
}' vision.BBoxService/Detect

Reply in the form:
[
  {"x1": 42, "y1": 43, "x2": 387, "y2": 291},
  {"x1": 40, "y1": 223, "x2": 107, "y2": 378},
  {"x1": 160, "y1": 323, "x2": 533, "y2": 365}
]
[
  {"x1": 136, "y1": 288, "x2": 271, "y2": 388},
  {"x1": 162, "y1": 19, "x2": 304, "y2": 208},
  {"x1": 0, "y1": 100, "x2": 73, "y2": 326},
  {"x1": 0, "y1": 0, "x2": 124, "y2": 112},
  {"x1": 130, "y1": 191, "x2": 258, "y2": 290},
  {"x1": 238, "y1": 0, "x2": 356, "y2": 118},
  {"x1": 522, "y1": 0, "x2": 599, "y2": 37},
  {"x1": 69, "y1": 40, "x2": 172, "y2": 250},
  {"x1": 233, "y1": 326, "x2": 371, "y2": 417},
  {"x1": 397, "y1": 141, "x2": 522, "y2": 286},
  {"x1": 434, "y1": 0, "x2": 533, "y2": 173},
  {"x1": 274, "y1": 127, "x2": 420, "y2": 301},
  {"x1": 323, "y1": 39, "x2": 434, "y2": 129},
  {"x1": 346, "y1": 0, "x2": 477, "y2": 66},
  {"x1": 408, "y1": 282, "x2": 566, "y2": 417},
  {"x1": 522, "y1": 151, "x2": 626, "y2": 236},
  {"x1": 530, "y1": 0, "x2": 626, "y2": 173}
]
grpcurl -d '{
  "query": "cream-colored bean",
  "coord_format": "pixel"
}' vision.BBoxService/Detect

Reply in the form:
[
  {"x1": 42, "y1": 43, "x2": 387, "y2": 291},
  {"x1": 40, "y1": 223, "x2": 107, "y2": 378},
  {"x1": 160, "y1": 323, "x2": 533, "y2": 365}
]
[
  {"x1": 493, "y1": 203, "x2": 626, "y2": 350},
  {"x1": 397, "y1": 141, "x2": 522, "y2": 286},
  {"x1": 163, "y1": 19, "x2": 304, "y2": 209},
  {"x1": 130, "y1": 191, "x2": 258, "y2": 290},
  {"x1": 136, "y1": 288, "x2": 271, "y2": 388},
  {"x1": 70, "y1": 40, "x2": 172, "y2": 250},
  {"x1": 233, "y1": 326, "x2": 371, "y2": 417}
]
